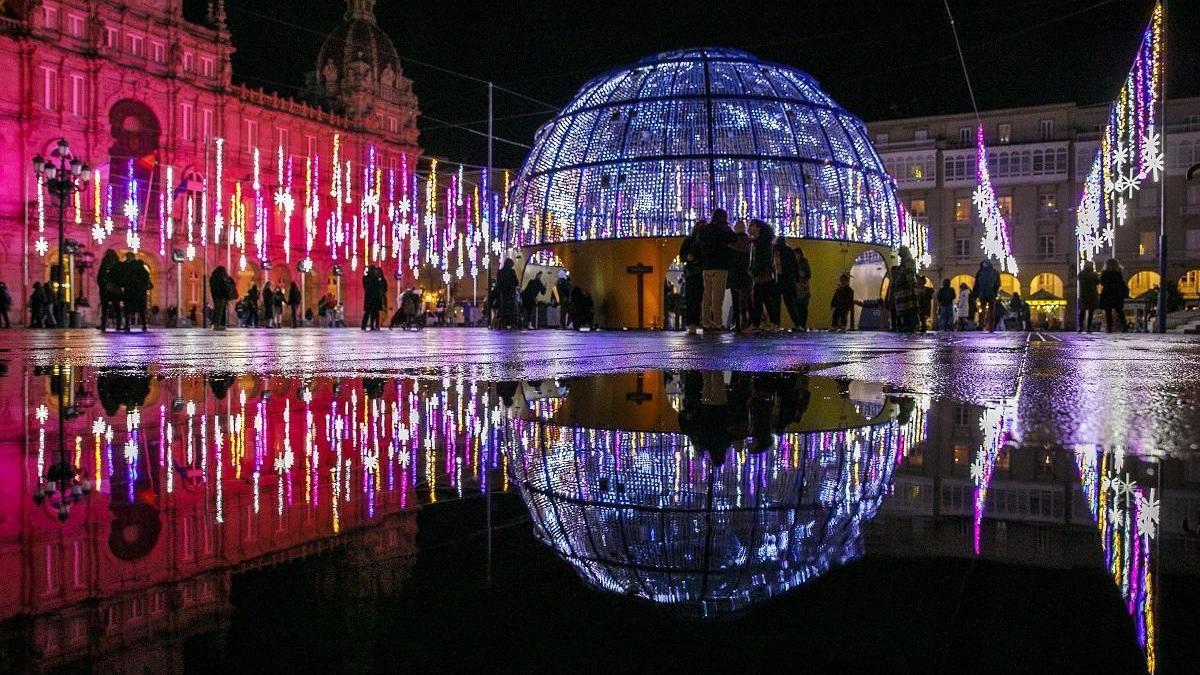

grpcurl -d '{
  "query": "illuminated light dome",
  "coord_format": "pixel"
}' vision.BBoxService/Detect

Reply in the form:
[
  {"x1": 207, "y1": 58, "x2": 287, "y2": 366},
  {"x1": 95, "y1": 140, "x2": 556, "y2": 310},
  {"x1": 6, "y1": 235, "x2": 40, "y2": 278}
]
[
  {"x1": 506, "y1": 47, "x2": 902, "y2": 247},
  {"x1": 505, "y1": 373, "x2": 927, "y2": 618}
]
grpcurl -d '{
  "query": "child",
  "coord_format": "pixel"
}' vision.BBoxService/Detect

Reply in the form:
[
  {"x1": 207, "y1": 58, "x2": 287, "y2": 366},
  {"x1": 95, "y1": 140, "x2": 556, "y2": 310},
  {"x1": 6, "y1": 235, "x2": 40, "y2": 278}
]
[
  {"x1": 955, "y1": 283, "x2": 973, "y2": 331},
  {"x1": 831, "y1": 273, "x2": 854, "y2": 332}
]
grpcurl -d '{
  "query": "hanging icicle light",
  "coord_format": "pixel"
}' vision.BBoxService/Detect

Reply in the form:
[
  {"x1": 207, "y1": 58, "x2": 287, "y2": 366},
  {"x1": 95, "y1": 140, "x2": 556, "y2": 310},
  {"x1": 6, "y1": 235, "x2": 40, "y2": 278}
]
[
  {"x1": 972, "y1": 125, "x2": 1017, "y2": 273},
  {"x1": 1076, "y1": 2, "x2": 1163, "y2": 268}
]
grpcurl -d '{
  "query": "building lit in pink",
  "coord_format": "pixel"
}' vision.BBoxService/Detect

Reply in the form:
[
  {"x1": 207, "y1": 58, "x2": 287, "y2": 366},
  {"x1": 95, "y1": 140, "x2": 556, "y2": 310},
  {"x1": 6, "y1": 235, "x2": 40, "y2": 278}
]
[{"x1": 0, "y1": 0, "x2": 422, "y2": 323}]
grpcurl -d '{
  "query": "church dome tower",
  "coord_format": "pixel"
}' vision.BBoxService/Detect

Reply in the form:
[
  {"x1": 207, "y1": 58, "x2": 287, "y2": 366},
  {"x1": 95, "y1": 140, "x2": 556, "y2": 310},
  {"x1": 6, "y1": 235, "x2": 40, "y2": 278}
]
[{"x1": 316, "y1": 0, "x2": 417, "y2": 130}]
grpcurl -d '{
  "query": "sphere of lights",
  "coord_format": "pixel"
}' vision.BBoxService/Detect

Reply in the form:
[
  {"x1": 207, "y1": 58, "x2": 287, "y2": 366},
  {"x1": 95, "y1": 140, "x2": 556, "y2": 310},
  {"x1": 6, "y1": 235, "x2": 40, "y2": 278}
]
[{"x1": 506, "y1": 48, "x2": 903, "y2": 248}]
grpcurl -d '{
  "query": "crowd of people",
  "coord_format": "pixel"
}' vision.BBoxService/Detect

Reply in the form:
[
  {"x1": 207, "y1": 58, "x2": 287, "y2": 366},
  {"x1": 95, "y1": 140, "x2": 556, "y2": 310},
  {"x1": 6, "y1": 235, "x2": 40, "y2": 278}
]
[
  {"x1": 487, "y1": 260, "x2": 596, "y2": 330},
  {"x1": 678, "y1": 209, "x2": 815, "y2": 335},
  {"x1": 93, "y1": 250, "x2": 153, "y2": 332},
  {"x1": 0, "y1": 232, "x2": 1148, "y2": 336}
]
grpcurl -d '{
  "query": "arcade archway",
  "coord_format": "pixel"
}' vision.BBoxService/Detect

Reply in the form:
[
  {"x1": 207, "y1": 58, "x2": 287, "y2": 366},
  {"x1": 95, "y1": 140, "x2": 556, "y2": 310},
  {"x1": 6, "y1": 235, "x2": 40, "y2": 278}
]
[
  {"x1": 1028, "y1": 272, "x2": 1066, "y2": 329},
  {"x1": 1179, "y1": 269, "x2": 1200, "y2": 306}
]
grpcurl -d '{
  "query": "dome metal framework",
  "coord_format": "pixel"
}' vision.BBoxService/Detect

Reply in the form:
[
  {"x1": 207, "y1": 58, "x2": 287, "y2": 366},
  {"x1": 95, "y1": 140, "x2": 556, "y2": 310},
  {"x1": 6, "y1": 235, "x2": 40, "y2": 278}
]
[
  {"x1": 507, "y1": 48, "x2": 902, "y2": 249},
  {"x1": 504, "y1": 396, "x2": 927, "y2": 618}
]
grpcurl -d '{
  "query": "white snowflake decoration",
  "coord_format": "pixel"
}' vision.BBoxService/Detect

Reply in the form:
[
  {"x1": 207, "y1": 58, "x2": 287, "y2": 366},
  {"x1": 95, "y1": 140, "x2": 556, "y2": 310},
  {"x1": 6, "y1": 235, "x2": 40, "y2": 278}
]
[
  {"x1": 1136, "y1": 490, "x2": 1159, "y2": 539},
  {"x1": 35, "y1": 404, "x2": 49, "y2": 424},
  {"x1": 34, "y1": 237, "x2": 49, "y2": 257},
  {"x1": 1141, "y1": 131, "x2": 1164, "y2": 181}
]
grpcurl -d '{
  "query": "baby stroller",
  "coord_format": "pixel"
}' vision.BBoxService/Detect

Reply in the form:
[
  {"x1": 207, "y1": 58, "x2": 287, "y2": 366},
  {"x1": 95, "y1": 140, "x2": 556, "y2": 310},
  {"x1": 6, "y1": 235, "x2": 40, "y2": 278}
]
[
  {"x1": 489, "y1": 287, "x2": 521, "y2": 329},
  {"x1": 389, "y1": 290, "x2": 425, "y2": 330}
]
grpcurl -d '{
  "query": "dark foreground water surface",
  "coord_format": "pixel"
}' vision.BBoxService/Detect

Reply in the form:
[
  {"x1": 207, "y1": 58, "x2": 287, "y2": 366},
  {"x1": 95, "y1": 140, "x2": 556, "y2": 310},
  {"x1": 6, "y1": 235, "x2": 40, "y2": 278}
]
[{"x1": 1, "y1": 363, "x2": 1196, "y2": 673}]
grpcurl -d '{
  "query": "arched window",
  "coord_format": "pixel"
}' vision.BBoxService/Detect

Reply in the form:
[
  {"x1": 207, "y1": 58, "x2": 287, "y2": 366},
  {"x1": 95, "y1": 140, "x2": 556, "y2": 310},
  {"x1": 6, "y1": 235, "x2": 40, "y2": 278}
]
[{"x1": 107, "y1": 100, "x2": 162, "y2": 227}]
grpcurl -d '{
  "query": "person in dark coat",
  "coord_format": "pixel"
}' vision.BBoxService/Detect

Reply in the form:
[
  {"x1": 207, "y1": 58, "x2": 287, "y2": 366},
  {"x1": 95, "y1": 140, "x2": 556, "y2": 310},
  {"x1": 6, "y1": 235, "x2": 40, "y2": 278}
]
[
  {"x1": 747, "y1": 220, "x2": 780, "y2": 331},
  {"x1": 118, "y1": 252, "x2": 149, "y2": 331},
  {"x1": 554, "y1": 271, "x2": 572, "y2": 329},
  {"x1": 772, "y1": 236, "x2": 801, "y2": 329},
  {"x1": 936, "y1": 279, "x2": 956, "y2": 331},
  {"x1": 775, "y1": 239, "x2": 811, "y2": 331},
  {"x1": 888, "y1": 247, "x2": 919, "y2": 333},
  {"x1": 0, "y1": 281, "x2": 11, "y2": 328},
  {"x1": 1077, "y1": 260, "x2": 1100, "y2": 332},
  {"x1": 916, "y1": 274, "x2": 934, "y2": 333},
  {"x1": 973, "y1": 258, "x2": 1001, "y2": 332},
  {"x1": 245, "y1": 283, "x2": 260, "y2": 327},
  {"x1": 679, "y1": 223, "x2": 704, "y2": 333},
  {"x1": 521, "y1": 271, "x2": 546, "y2": 329},
  {"x1": 209, "y1": 266, "x2": 232, "y2": 329},
  {"x1": 97, "y1": 249, "x2": 121, "y2": 331},
  {"x1": 696, "y1": 209, "x2": 736, "y2": 331},
  {"x1": 1008, "y1": 292, "x2": 1028, "y2": 331},
  {"x1": 494, "y1": 259, "x2": 520, "y2": 329},
  {"x1": 262, "y1": 282, "x2": 275, "y2": 327},
  {"x1": 287, "y1": 281, "x2": 302, "y2": 327},
  {"x1": 726, "y1": 219, "x2": 753, "y2": 333},
  {"x1": 29, "y1": 282, "x2": 46, "y2": 328},
  {"x1": 272, "y1": 286, "x2": 286, "y2": 328},
  {"x1": 1098, "y1": 258, "x2": 1128, "y2": 333},
  {"x1": 570, "y1": 286, "x2": 594, "y2": 329},
  {"x1": 831, "y1": 273, "x2": 855, "y2": 332},
  {"x1": 371, "y1": 267, "x2": 387, "y2": 330}
]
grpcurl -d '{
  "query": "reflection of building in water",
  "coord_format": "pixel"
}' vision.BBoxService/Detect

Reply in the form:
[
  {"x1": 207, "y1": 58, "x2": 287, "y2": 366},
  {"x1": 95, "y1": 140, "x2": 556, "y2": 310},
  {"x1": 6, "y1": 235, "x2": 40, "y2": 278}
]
[
  {"x1": 875, "y1": 396, "x2": 1194, "y2": 675},
  {"x1": 504, "y1": 370, "x2": 930, "y2": 617},
  {"x1": 0, "y1": 367, "x2": 515, "y2": 670}
]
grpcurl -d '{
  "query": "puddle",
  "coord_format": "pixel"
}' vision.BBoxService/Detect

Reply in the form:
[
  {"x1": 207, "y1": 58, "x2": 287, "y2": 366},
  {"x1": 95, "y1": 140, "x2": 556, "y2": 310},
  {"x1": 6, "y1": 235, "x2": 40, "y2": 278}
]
[{"x1": 2, "y1": 364, "x2": 1194, "y2": 672}]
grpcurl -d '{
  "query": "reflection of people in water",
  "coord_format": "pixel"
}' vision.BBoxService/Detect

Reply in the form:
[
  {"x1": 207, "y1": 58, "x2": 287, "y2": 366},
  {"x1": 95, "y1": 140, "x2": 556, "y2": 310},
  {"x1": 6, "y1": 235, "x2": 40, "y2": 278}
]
[
  {"x1": 748, "y1": 373, "x2": 780, "y2": 453},
  {"x1": 774, "y1": 373, "x2": 811, "y2": 431},
  {"x1": 679, "y1": 370, "x2": 818, "y2": 464},
  {"x1": 496, "y1": 381, "x2": 520, "y2": 408},
  {"x1": 363, "y1": 377, "x2": 386, "y2": 399},
  {"x1": 209, "y1": 372, "x2": 235, "y2": 400},
  {"x1": 97, "y1": 368, "x2": 152, "y2": 416},
  {"x1": 892, "y1": 395, "x2": 916, "y2": 426}
]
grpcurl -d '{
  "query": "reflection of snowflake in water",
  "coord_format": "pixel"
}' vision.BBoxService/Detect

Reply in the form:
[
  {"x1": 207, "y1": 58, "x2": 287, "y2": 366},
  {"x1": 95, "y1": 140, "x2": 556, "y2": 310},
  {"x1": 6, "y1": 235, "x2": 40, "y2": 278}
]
[{"x1": 1136, "y1": 492, "x2": 1159, "y2": 539}]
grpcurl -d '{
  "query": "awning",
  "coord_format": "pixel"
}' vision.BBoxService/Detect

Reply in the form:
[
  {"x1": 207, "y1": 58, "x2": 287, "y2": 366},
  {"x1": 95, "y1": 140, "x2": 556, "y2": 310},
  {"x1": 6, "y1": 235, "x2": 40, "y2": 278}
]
[{"x1": 1026, "y1": 288, "x2": 1066, "y2": 306}]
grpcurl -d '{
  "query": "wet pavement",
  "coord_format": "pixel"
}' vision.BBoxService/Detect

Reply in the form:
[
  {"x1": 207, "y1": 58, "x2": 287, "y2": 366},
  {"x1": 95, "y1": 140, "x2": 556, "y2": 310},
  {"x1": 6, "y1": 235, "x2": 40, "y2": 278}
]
[{"x1": 0, "y1": 328, "x2": 1197, "y2": 672}]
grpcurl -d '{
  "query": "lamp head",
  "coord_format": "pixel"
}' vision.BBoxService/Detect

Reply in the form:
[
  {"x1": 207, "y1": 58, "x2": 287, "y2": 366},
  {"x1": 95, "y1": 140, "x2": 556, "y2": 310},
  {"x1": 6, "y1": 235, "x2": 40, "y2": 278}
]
[
  {"x1": 32, "y1": 154, "x2": 45, "y2": 175},
  {"x1": 56, "y1": 138, "x2": 70, "y2": 155}
]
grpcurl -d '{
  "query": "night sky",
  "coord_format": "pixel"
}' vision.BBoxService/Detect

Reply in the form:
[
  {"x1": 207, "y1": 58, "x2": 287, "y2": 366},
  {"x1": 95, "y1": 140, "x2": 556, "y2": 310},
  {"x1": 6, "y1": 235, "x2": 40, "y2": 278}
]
[{"x1": 186, "y1": 0, "x2": 1196, "y2": 169}]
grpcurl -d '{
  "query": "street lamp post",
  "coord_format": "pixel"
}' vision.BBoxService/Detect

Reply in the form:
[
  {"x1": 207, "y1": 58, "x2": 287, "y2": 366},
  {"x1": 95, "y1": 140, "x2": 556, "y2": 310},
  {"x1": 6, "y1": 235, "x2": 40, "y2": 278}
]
[
  {"x1": 32, "y1": 139, "x2": 91, "y2": 328},
  {"x1": 33, "y1": 368, "x2": 93, "y2": 521}
]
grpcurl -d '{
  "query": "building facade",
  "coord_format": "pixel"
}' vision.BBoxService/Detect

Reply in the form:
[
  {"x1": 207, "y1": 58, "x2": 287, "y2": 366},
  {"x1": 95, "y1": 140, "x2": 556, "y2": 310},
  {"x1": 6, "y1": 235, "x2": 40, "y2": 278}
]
[
  {"x1": 867, "y1": 99, "x2": 1200, "y2": 328},
  {"x1": 0, "y1": 0, "x2": 421, "y2": 324}
]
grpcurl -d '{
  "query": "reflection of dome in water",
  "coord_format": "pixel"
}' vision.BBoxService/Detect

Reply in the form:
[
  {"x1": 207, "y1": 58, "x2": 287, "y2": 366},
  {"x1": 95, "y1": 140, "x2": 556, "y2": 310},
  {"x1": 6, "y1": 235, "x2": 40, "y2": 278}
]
[
  {"x1": 507, "y1": 47, "x2": 901, "y2": 247},
  {"x1": 506, "y1": 401, "x2": 926, "y2": 617}
]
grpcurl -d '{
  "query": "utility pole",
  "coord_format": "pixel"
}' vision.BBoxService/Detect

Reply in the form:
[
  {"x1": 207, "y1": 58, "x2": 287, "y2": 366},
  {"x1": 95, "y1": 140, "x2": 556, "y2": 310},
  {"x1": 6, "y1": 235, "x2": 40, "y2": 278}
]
[{"x1": 1155, "y1": 0, "x2": 1169, "y2": 333}]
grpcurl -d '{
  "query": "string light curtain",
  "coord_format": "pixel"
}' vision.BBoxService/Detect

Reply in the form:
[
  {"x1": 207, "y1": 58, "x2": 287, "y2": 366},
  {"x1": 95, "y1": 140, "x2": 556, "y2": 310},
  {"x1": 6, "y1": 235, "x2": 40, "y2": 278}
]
[
  {"x1": 1075, "y1": 2, "x2": 1164, "y2": 268},
  {"x1": 505, "y1": 48, "x2": 903, "y2": 249},
  {"x1": 42, "y1": 136, "x2": 503, "y2": 286}
]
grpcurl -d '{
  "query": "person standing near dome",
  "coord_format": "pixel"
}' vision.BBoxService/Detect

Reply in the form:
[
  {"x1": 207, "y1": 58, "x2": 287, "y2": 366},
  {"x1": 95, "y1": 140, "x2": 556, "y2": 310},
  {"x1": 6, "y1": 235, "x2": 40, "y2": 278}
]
[
  {"x1": 747, "y1": 219, "x2": 780, "y2": 333},
  {"x1": 679, "y1": 222, "x2": 705, "y2": 334},
  {"x1": 727, "y1": 219, "x2": 753, "y2": 333},
  {"x1": 697, "y1": 209, "x2": 735, "y2": 332}
]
